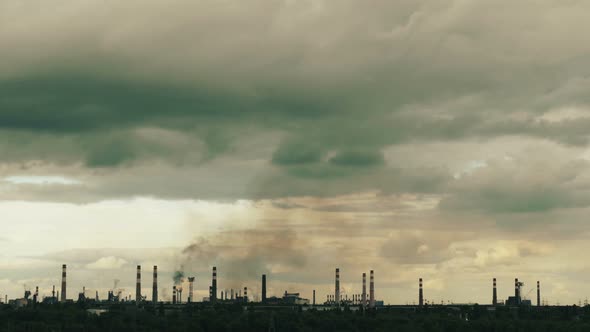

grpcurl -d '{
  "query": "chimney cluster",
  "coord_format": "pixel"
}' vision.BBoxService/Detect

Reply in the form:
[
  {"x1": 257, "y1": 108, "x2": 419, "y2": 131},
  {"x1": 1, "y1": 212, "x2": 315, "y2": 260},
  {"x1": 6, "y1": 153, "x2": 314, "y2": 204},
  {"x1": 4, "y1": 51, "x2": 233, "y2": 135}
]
[{"x1": 40, "y1": 263, "x2": 548, "y2": 309}]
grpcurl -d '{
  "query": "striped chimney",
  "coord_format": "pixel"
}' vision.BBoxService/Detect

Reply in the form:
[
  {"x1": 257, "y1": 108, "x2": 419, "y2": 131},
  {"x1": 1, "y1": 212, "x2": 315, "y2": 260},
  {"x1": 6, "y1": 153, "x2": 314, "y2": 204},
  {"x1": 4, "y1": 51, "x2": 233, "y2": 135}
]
[
  {"x1": 493, "y1": 278, "x2": 497, "y2": 306},
  {"x1": 211, "y1": 267, "x2": 217, "y2": 302},
  {"x1": 419, "y1": 278, "x2": 424, "y2": 306},
  {"x1": 60, "y1": 264, "x2": 67, "y2": 303},
  {"x1": 152, "y1": 266, "x2": 158, "y2": 306},
  {"x1": 136, "y1": 265, "x2": 141, "y2": 304}
]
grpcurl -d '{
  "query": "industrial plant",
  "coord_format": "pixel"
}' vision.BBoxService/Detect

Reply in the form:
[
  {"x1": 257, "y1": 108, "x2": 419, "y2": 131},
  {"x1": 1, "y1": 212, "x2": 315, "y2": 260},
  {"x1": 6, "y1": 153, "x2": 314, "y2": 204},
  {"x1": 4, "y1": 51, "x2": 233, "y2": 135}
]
[
  {"x1": 2, "y1": 263, "x2": 588, "y2": 332},
  {"x1": 0, "y1": 263, "x2": 549, "y2": 313}
]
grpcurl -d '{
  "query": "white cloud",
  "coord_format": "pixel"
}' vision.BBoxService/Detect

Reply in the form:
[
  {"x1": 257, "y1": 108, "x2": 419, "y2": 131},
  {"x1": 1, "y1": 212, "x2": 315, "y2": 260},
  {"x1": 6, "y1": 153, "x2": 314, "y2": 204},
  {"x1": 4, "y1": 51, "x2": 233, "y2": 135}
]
[
  {"x1": 3, "y1": 175, "x2": 81, "y2": 185},
  {"x1": 86, "y1": 256, "x2": 128, "y2": 270}
]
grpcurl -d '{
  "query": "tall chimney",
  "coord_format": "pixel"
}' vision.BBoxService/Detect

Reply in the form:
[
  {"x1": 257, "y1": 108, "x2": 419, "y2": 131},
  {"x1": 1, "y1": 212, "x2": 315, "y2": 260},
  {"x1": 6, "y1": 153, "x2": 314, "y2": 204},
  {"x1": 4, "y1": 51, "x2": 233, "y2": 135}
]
[
  {"x1": 493, "y1": 278, "x2": 497, "y2": 306},
  {"x1": 244, "y1": 287, "x2": 248, "y2": 303},
  {"x1": 172, "y1": 286, "x2": 177, "y2": 304},
  {"x1": 515, "y1": 278, "x2": 520, "y2": 305},
  {"x1": 152, "y1": 266, "x2": 158, "y2": 306},
  {"x1": 362, "y1": 273, "x2": 367, "y2": 308},
  {"x1": 335, "y1": 268, "x2": 340, "y2": 307},
  {"x1": 369, "y1": 270, "x2": 375, "y2": 308},
  {"x1": 313, "y1": 290, "x2": 316, "y2": 306},
  {"x1": 136, "y1": 265, "x2": 141, "y2": 304},
  {"x1": 60, "y1": 264, "x2": 67, "y2": 303},
  {"x1": 211, "y1": 267, "x2": 217, "y2": 302},
  {"x1": 188, "y1": 277, "x2": 195, "y2": 303},
  {"x1": 419, "y1": 278, "x2": 424, "y2": 306},
  {"x1": 52, "y1": 285, "x2": 56, "y2": 299},
  {"x1": 230, "y1": 288, "x2": 234, "y2": 300},
  {"x1": 262, "y1": 274, "x2": 267, "y2": 303},
  {"x1": 537, "y1": 280, "x2": 541, "y2": 307}
]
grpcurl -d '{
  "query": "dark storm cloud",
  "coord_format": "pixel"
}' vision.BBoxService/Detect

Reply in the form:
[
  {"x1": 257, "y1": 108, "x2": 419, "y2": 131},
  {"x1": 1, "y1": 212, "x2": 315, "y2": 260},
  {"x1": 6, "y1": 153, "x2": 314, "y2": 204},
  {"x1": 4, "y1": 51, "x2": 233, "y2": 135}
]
[
  {"x1": 271, "y1": 141, "x2": 325, "y2": 166},
  {"x1": 329, "y1": 149, "x2": 385, "y2": 167},
  {"x1": 2, "y1": 0, "x2": 590, "y2": 204}
]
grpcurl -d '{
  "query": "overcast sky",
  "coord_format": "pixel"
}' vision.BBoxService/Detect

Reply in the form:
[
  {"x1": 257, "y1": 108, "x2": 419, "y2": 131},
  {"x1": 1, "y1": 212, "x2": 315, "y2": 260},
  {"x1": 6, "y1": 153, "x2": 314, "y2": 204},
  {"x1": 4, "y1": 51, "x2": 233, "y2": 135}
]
[{"x1": 2, "y1": 0, "x2": 590, "y2": 305}]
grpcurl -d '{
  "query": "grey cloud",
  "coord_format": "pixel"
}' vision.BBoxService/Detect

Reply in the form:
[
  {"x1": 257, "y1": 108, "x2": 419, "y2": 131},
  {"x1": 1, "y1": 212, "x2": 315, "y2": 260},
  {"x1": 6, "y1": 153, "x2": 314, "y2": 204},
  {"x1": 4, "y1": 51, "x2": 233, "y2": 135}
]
[
  {"x1": 440, "y1": 159, "x2": 590, "y2": 214},
  {"x1": 271, "y1": 141, "x2": 325, "y2": 166},
  {"x1": 329, "y1": 149, "x2": 385, "y2": 167},
  {"x1": 3, "y1": 0, "x2": 590, "y2": 204}
]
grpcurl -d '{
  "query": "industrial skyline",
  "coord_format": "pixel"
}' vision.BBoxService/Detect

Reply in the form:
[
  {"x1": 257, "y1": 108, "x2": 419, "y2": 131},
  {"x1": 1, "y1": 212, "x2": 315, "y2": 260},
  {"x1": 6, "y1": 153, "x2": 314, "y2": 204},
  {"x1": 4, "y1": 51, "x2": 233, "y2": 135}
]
[{"x1": 1, "y1": 264, "x2": 555, "y2": 308}]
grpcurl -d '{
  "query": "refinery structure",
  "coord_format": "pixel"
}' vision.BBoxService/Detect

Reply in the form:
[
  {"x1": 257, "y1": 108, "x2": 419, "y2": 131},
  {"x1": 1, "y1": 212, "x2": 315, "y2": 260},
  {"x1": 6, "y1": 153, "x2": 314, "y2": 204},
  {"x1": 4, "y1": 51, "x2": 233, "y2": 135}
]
[{"x1": 1, "y1": 264, "x2": 547, "y2": 311}]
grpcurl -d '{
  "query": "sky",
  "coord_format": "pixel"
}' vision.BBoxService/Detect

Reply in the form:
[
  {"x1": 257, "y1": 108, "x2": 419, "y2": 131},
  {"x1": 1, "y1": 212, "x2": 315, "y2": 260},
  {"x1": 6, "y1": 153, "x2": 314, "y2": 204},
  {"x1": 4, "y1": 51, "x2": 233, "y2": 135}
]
[{"x1": 2, "y1": 0, "x2": 590, "y2": 305}]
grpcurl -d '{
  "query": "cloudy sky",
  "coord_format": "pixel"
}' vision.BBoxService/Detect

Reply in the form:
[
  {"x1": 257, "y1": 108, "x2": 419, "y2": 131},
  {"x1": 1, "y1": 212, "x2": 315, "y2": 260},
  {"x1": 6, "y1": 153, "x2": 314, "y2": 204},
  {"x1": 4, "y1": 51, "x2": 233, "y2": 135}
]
[{"x1": 2, "y1": 0, "x2": 590, "y2": 305}]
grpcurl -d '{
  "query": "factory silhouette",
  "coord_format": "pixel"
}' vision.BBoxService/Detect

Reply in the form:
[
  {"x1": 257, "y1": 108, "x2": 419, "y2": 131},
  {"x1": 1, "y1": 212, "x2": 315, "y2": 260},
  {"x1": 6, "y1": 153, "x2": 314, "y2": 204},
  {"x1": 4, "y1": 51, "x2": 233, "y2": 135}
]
[{"x1": 4, "y1": 264, "x2": 544, "y2": 310}]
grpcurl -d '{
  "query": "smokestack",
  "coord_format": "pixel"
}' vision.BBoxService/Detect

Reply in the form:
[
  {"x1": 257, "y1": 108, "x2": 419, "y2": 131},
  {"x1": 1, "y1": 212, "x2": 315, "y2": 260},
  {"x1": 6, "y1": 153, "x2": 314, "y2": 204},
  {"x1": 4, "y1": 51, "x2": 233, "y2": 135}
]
[
  {"x1": 515, "y1": 278, "x2": 520, "y2": 305},
  {"x1": 369, "y1": 270, "x2": 375, "y2": 308},
  {"x1": 172, "y1": 286, "x2": 177, "y2": 304},
  {"x1": 152, "y1": 266, "x2": 158, "y2": 306},
  {"x1": 335, "y1": 268, "x2": 340, "y2": 307},
  {"x1": 188, "y1": 277, "x2": 195, "y2": 303},
  {"x1": 419, "y1": 278, "x2": 424, "y2": 306},
  {"x1": 537, "y1": 280, "x2": 541, "y2": 307},
  {"x1": 362, "y1": 273, "x2": 367, "y2": 309},
  {"x1": 262, "y1": 274, "x2": 267, "y2": 303},
  {"x1": 244, "y1": 287, "x2": 248, "y2": 303},
  {"x1": 230, "y1": 288, "x2": 234, "y2": 300},
  {"x1": 136, "y1": 265, "x2": 141, "y2": 304},
  {"x1": 493, "y1": 278, "x2": 497, "y2": 306},
  {"x1": 211, "y1": 267, "x2": 217, "y2": 302},
  {"x1": 313, "y1": 289, "x2": 316, "y2": 306},
  {"x1": 60, "y1": 264, "x2": 67, "y2": 303},
  {"x1": 52, "y1": 285, "x2": 56, "y2": 299}
]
